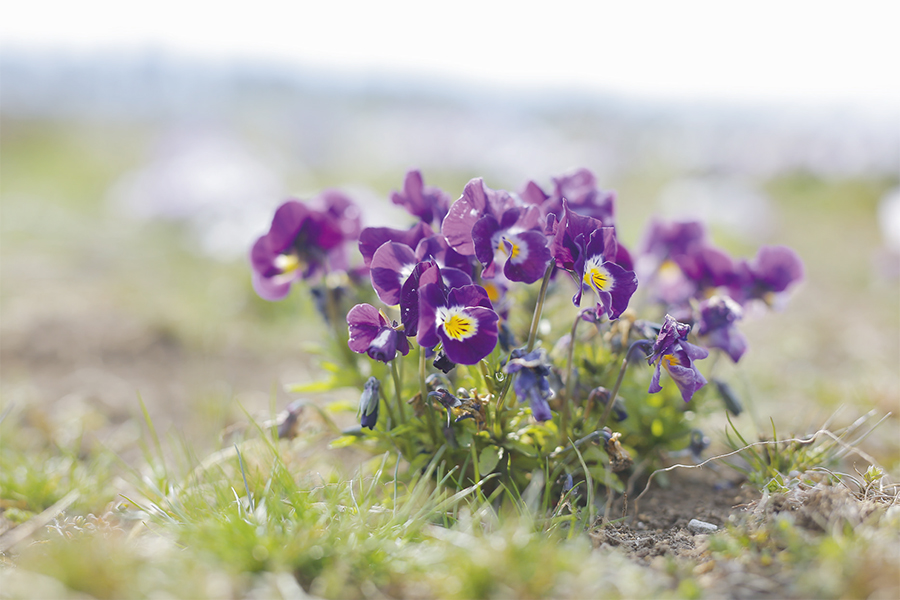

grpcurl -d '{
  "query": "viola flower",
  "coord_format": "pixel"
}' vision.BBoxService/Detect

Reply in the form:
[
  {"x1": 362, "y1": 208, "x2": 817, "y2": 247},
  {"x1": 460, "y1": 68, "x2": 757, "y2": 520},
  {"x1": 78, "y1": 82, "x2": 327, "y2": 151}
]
[
  {"x1": 730, "y1": 245, "x2": 804, "y2": 305},
  {"x1": 369, "y1": 242, "x2": 420, "y2": 306},
  {"x1": 347, "y1": 303, "x2": 410, "y2": 363},
  {"x1": 250, "y1": 199, "x2": 349, "y2": 301},
  {"x1": 647, "y1": 315, "x2": 709, "y2": 402},
  {"x1": 441, "y1": 178, "x2": 524, "y2": 256},
  {"x1": 417, "y1": 283, "x2": 499, "y2": 365},
  {"x1": 673, "y1": 244, "x2": 739, "y2": 297},
  {"x1": 504, "y1": 348, "x2": 554, "y2": 422},
  {"x1": 390, "y1": 169, "x2": 453, "y2": 228},
  {"x1": 696, "y1": 295, "x2": 747, "y2": 363},
  {"x1": 641, "y1": 219, "x2": 707, "y2": 264},
  {"x1": 471, "y1": 206, "x2": 551, "y2": 283},
  {"x1": 527, "y1": 168, "x2": 616, "y2": 225},
  {"x1": 358, "y1": 377, "x2": 381, "y2": 429},
  {"x1": 358, "y1": 221, "x2": 434, "y2": 268}
]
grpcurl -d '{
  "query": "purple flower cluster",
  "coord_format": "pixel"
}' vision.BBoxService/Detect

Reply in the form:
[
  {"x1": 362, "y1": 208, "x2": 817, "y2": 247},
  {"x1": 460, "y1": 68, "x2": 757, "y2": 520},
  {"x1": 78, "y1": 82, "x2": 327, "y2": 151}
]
[
  {"x1": 341, "y1": 168, "x2": 640, "y2": 367},
  {"x1": 638, "y1": 218, "x2": 804, "y2": 363}
]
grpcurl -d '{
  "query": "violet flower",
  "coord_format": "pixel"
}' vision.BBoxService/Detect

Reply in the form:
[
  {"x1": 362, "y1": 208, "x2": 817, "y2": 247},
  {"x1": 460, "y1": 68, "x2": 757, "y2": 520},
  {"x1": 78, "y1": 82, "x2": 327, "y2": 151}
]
[
  {"x1": 471, "y1": 207, "x2": 551, "y2": 283},
  {"x1": 673, "y1": 244, "x2": 739, "y2": 296},
  {"x1": 390, "y1": 169, "x2": 452, "y2": 228},
  {"x1": 550, "y1": 202, "x2": 636, "y2": 319},
  {"x1": 504, "y1": 348, "x2": 554, "y2": 422},
  {"x1": 441, "y1": 178, "x2": 524, "y2": 256},
  {"x1": 730, "y1": 245, "x2": 804, "y2": 305},
  {"x1": 417, "y1": 283, "x2": 499, "y2": 365},
  {"x1": 250, "y1": 199, "x2": 350, "y2": 301},
  {"x1": 347, "y1": 303, "x2": 410, "y2": 363},
  {"x1": 358, "y1": 376, "x2": 380, "y2": 429},
  {"x1": 526, "y1": 168, "x2": 616, "y2": 225},
  {"x1": 647, "y1": 315, "x2": 709, "y2": 402},
  {"x1": 696, "y1": 295, "x2": 747, "y2": 363},
  {"x1": 358, "y1": 221, "x2": 434, "y2": 268}
]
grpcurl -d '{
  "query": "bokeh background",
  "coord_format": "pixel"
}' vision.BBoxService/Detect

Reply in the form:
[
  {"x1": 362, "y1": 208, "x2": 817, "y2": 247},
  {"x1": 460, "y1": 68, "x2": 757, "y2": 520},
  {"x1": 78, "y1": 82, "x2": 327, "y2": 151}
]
[{"x1": 2, "y1": 1, "x2": 898, "y2": 469}]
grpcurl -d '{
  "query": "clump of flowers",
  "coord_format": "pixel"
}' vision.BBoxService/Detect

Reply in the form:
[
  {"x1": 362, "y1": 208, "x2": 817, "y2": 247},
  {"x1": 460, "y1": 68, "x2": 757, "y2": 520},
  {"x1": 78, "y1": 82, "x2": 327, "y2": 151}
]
[{"x1": 249, "y1": 167, "x2": 804, "y2": 505}]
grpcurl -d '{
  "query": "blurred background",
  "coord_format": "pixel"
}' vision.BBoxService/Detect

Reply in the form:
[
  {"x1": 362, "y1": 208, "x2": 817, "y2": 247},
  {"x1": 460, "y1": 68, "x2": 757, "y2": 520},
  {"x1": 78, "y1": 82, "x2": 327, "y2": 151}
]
[{"x1": 2, "y1": 1, "x2": 898, "y2": 467}]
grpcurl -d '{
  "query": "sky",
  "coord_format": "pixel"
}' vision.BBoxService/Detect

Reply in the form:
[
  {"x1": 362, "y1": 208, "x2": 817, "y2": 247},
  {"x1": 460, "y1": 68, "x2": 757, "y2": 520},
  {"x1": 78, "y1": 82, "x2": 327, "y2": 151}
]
[{"x1": 2, "y1": 0, "x2": 899, "y2": 110}]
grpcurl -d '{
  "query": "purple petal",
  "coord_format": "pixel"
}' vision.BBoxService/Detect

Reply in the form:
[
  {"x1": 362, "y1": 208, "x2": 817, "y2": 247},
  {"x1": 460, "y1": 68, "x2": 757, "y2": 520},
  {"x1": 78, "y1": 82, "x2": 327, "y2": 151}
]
[
  {"x1": 358, "y1": 222, "x2": 434, "y2": 267},
  {"x1": 447, "y1": 284, "x2": 493, "y2": 310},
  {"x1": 370, "y1": 242, "x2": 418, "y2": 305},
  {"x1": 416, "y1": 281, "x2": 447, "y2": 349},
  {"x1": 251, "y1": 269, "x2": 294, "y2": 301},
  {"x1": 502, "y1": 230, "x2": 551, "y2": 284},
  {"x1": 401, "y1": 261, "x2": 442, "y2": 336},
  {"x1": 266, "y1": 201, "x2": 309, "y2": 252},
  {"x1": 471, "y1": 214, "x2": 502, "y2": 268},
  {"x1": 438, "y1": 306, "x2": 499, "y2": 365},
  {"x1": 347, "y1": 303, "x2": 385, "y2": 353}
]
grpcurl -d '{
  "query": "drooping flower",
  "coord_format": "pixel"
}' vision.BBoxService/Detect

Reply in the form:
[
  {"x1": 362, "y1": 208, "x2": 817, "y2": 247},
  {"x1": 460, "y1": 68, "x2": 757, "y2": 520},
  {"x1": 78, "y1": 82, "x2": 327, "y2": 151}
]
[
  {"x1": 417, "y1": 283, "x2": 499, "y2": 365},
  {"x1": 250, "y1": 198, "x2": 353, "y2": 300},
  {"x1": 347, "y1": 303, "x2": 410, "y2": 363},
  {"x1": 503, "y1": 348, "x2": 554, "y2": 422},
  {"x1": 647, "y1": 315, "x2": 709, "y2": 402},
  {"x1": 390, "y1": 169, "x2": 453, "y2": 228},
  {"x1": 696, "y1": 295, "x2": 747, "y2": 363},
  {"x1": 729, "y1": 245, "x2": 804, "y2": 305},
  {"x1": 358, "y1": 376, "x2": 381, "y2": 429}
]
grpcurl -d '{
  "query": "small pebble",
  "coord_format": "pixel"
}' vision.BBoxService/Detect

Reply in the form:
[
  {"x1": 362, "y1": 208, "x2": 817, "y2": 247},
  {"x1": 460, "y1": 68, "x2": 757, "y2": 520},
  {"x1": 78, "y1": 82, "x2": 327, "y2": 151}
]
[{"x1": 688, "y1": 518, "x2": 718, "y2": 534}]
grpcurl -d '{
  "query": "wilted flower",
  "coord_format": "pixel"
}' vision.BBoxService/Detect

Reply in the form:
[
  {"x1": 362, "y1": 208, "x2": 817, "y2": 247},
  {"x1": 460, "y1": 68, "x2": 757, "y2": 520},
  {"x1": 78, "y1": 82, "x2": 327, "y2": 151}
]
[
  {"x1": 390, "y1": 169, "x2": 453, "y2": 228},
  {"x1": 250, "y1": 197, "x2": 355, "y2": 300},
  {"x1": 358, "y1": 377, "x2": 381, "y2": 429},
  {"x1": 347, "y1": 304, "x2": 410, "y2": 363},
  {"x1": 696, "y1": 295, "x2": 747, "y2": 362},
  {"x1": 647, "y1": 315, "x2": 709, "y2": 402},
  {"x1": 417, "y1": 283, "x2": 499, "y2": 365},
  {"x1": 504, "y1": 348, "x2": 554, "y2": 421}
]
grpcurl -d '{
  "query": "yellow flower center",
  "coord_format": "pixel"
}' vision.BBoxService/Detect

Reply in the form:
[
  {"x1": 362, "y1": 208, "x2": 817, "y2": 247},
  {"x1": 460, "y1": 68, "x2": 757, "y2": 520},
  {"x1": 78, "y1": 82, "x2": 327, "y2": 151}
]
[
  {"x1": 443, "y1": 314, "x2": 475, "y2": 340},
  {"x1": 662, "y1": 353, "x2": 680, "y2": 368},
  {"x1": 583, "y1": 258, "x2": 613, "y2": 292},
  {"x1": 274, "y1": 252, "x2": 301, "y2": 274}
]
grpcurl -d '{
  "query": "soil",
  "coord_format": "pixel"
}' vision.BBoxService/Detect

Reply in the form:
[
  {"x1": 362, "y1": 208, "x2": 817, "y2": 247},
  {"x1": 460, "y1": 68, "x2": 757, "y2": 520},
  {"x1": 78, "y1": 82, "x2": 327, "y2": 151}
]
[{"x1": 592, "y1": 468, "x2": 759, "y2": 562}]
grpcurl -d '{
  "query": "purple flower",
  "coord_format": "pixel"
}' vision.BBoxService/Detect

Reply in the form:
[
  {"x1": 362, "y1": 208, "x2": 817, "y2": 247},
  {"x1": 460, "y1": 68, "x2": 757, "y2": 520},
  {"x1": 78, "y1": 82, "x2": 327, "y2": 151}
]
[
  {"x1": 471, "y1": 207, "x2": 551, "y2": 283},
  {"x1": 358, "y1": 221, "x2": 434, "y2": 268},
  {"x1": 250, "y1": 199, "x2": 351, "y2": 301},
  {"x1": 696, "y1": 295, "x2": 747, "y2": 363},
  {"x1": 390, "y1": 169, "x2": 452, "y2": 228},
  {"x1": 369, "y1": 242, "x2": 420, "y2": 306},
  {"x1": 730, "y1": 245, "x2": 804, "y2": 304},
  {"x1": 641, "y1": 219, "x2": 707, "y2": 263},
  {"x1": 358, "y1": 376, "x2": 380, "y2": 429},
  {"x1": 417, "y1": 283, "x2": 499, "y2": 365},
  {"x1": 527, "y1": 168, "x2": 616, "y2": 225},
  {"x1": 347, "y1": 303, "x2": 410, "y2": 363},
  {"x1": 647, "y1": 315, "x2": 709, "y2": 402},
  {"x1": 673, "y1": 244, "x2": 739, "y2": 295},
  {"x1": 441, "y1": 178, "x2": 522, "y2": 257},
  {"x1": 504, "y1": 348, "x2": 554, "y2": 421}
]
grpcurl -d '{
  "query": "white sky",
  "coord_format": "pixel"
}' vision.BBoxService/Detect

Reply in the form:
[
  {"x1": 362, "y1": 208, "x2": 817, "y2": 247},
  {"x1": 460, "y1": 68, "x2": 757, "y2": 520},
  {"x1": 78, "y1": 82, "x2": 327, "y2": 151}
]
[{"x1": 3, "y1": 0, "x2": 899, "y2": 109}]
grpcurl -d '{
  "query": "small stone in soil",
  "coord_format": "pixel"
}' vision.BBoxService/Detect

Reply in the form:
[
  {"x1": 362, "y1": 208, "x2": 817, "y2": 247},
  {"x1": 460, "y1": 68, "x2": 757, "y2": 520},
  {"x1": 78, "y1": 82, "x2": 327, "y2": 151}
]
[{"x1": 688, "y1": 518, "x2": 718, "y2": 534}]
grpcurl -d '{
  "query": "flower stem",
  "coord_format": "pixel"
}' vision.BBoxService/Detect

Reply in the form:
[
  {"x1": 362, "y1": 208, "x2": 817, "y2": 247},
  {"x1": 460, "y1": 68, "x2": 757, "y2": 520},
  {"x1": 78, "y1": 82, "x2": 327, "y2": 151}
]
[
  {"x1": 390, "y1": 360, "x2": 407, "y2": 426},
  {"x1": 495, "y1": 261, "x2": 555, "y2": 412},
  {"x1": 419, "y1": 345, "x2": 440, "y2": 448},
  {"x1": 560, "y1": 311, "x2": 583, "y2": 438},
  {"x1": 598, "y1": 339, "x2": 652, "y2": 429}
]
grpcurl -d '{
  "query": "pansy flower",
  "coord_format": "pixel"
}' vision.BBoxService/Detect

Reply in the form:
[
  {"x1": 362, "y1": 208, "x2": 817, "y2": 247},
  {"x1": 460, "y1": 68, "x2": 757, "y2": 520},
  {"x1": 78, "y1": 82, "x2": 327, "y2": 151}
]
[
  {"x1": 347, "y1": 303, "x2": 410, "y2": 363},
  {"x1": 390, "y1": 169, "x2": 453, "y2": 228},
  {"x1": 696, "y1": 295, "x2": 747, "y2": 363},
  {"x1": 417, "y1": 283, "x2": 499, "y2": 365},
  {"x1": 358, "y1": 221, "x2": 434, "y2": 268},
  {"x1": 647, "y1": 315, "x2": 709, "y2": 402},
  {"x1": 673, "y1": 244, "x2": 739, "y2": 297},
  {"x1": 471, "y1": 206, "x2": 551, "y2": 283},
  {"x1": 550, "y1": 201, "x2": 637, "y2": 319},
  {"x1": 503, "y1": 348, "x2": 554, "y2": 422},
  {"x1": 250, "y1": 198, "x2": 351, "y2": 301},
  {"x1": 441, "y1": 178, "x2": 522, "y2": 256},
  {"x1": 729, "y1": 245, "x2": 804, "y2": 305},
  {"x1": 525, "y1": 167, "x2": 616, "y2": 225}
]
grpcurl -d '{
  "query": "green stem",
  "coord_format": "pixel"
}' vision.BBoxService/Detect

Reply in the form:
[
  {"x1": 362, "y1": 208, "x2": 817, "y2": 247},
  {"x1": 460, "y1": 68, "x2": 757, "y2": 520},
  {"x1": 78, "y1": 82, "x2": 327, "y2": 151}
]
[
  {"x1": 419, "y1": 345, "x2": 440, "y2": 448},
  {"x1": 379, "y1": 379, "x2": 399, "y2": 430},
  {"x1": 495, "y1": 261, "x2": 555, "y2": 412},
  {"x1": 599, "y1": 339, "x2": 652, "y2": 429},
  {"x1": 390, "y1": 360, "x2": 407, "y2": 426},
  {"x1": 323, "y1": 284, "x2": 363, "y2": 387},
  {"x1": 561, "y1": 311, "x2": 583, "y2": 438}
]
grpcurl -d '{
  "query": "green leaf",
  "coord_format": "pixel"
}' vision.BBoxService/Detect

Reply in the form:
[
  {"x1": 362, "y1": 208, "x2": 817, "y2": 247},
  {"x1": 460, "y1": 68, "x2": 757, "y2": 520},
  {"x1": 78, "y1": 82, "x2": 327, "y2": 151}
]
[
  {"x1": 328, "y1": 435, "x2": 362, "y2": 449},
  {"x1": 286, "y1": 380, "x2": 335, "y2": 393},
  {"x1": 478, "y1": 446, "x2": 504, "y2": 476}
]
